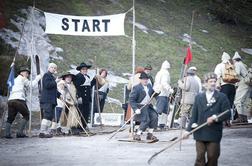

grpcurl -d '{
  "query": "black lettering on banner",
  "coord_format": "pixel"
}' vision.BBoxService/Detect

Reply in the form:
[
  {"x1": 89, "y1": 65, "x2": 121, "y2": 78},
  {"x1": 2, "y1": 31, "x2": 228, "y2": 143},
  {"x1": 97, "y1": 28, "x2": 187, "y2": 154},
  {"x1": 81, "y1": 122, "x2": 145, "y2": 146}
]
[
  {"x1": 62, "y1": 18, "x2": 69, "y2": 31},
  {"x1": 82, "y1": 20, "x2": 90, "y2": 32},
  {"x1": 102, "y1": 19, "x2": 110, "y2": 32},
  {"x1": 93, "y1": 19, "x2": 101, "y2": 32},
  {"x1": 72, "y1": 19, "x2": 80, "y2": 32}
]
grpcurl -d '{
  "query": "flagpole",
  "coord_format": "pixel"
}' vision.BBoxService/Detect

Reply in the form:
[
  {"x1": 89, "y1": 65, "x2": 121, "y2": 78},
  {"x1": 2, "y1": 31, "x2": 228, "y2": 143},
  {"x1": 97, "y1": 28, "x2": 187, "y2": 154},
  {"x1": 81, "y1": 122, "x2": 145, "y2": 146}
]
[
  {"x1": 179, "y1": 10, "x2": 195, "y2": 150},
  {"x1": 130, "y1": 0, "x2": 136, "y2": 137},
  {"x1": 28, "y1": 3, "x2": 35, "y2": 137}
]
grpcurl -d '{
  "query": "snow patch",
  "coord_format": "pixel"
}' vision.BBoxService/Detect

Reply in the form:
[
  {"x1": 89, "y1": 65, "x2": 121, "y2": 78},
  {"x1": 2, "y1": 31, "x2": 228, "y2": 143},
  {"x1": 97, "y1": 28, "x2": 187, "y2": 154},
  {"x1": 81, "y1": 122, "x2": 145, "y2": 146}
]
[
  {"x1": 201, "y1": 29, "x2": 209, "y2": 33},
  {"x1": 152, "y1": 29, "x2": 165, "y2": 35},
  {"x1": 134, "y1": 22, "x2": 149, "y2": 34},
  {"x1": 241, "y1": 48, "x2": 252, "y2": 55},
  {"x1": 181, "y1": 33, "x2": 208, "y2": 52}
]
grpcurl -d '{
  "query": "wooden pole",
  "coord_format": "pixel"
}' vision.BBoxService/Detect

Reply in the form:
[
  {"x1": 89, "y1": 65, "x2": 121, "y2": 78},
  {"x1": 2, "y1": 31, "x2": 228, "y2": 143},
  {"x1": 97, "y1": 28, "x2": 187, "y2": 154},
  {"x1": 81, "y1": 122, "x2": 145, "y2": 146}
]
[{"x1": 148, "y1": 109, "x2": 230, "y2": 165}]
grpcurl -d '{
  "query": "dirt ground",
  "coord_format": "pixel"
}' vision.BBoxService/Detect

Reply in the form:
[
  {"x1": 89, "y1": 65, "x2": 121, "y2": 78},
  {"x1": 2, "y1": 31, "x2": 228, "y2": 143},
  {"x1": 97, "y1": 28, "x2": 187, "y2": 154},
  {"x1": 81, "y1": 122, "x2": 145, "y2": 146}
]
[{"x1": 0, "y1": 126, "x2": 251, "y2": 166}]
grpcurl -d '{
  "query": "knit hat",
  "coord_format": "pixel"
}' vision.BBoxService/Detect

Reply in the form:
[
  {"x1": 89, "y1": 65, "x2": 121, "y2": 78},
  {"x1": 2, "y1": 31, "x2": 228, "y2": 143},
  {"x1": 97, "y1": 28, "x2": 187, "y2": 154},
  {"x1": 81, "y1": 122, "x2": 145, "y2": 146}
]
[
  {"x1": 161, "y1": 60, "x2": 170, "y2": 69},
  {"x1": 204, "y1": 72, "x2": 217, "y2": 82},
  {"x1": 232, "y1": 51, "x2": 242, "y2": 60},
  {"x1": 221, "y1": 52, "x2": 230, "y2": 63}
]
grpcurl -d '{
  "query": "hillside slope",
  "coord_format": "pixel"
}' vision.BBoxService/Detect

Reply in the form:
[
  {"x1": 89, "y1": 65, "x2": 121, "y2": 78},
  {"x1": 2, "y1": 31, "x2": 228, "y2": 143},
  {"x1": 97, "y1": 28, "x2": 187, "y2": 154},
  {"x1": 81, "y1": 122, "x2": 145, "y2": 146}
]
[{"x1": 1, "y1": 0, "x2": 252, "y2": 100}]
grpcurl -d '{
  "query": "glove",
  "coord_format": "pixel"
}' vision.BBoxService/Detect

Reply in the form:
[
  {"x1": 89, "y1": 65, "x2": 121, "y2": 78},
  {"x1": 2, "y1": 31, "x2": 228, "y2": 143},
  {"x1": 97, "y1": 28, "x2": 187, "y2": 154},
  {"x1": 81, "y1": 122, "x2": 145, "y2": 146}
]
[
  {"x1": 169, "y1": 88, "x2": 174, "y2": 94},
  {"x1": 153, "y1": 86, "x2": 161, "y2": 94},
  {"x1": 178, "y1": 79, "x2": 183, "y2": 84},
  {"x1": 77, "y1": 97, "x2": 82, "y2": 104},
  {"x1": 135, "y1": 109, "x2": 141, "y2": 115},
  {"x1": 191, "y1": 123, "x2": 198, "y2": 129},
  {"x1": 211, "y1": 114, "x2": 218, "y2": 122},
  {"x1": 59, "y1": 95, "x2": 63, "y2": 100},
  {"x1": 182, "y1": 131, "x2": 190, "y2": 139}
]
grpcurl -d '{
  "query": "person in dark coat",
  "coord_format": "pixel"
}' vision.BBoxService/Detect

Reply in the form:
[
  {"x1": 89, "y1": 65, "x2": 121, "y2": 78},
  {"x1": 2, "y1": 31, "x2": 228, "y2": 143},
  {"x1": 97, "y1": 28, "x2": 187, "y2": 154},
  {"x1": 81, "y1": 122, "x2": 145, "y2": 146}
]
[
  {"x1": 144, "y1": 64, "x2": 154, "y2": 86},
  {"x1": 73, "y1": 62, "x2": 96, "y2": 129},
  {"x1": 39, "y1": 63, "x2": 61, "y2": 138},
  {"x1": 184, "y1": 72, "x2": 231, "y2": 166},
  {"x1": 129, "y1": 72, "x2": 159, "y2": 141}
]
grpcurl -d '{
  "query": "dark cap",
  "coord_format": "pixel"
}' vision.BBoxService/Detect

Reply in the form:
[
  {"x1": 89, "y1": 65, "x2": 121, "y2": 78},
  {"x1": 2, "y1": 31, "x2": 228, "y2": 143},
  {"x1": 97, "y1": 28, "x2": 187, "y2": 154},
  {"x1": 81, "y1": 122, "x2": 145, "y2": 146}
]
[{"x1": 139, "y1": 72, "x2": 150, "y2": 79}]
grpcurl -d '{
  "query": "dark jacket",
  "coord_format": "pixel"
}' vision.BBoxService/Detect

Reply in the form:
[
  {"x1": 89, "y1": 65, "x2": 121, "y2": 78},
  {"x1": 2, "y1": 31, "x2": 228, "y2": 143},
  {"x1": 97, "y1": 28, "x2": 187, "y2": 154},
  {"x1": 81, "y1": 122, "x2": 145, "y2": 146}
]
[
  {"x1": 129, "y1": 83, "x2": 154, "y2": 111},
  {"x1": 149, "y1": 75, "x2": 154, "y2": 86},
  {"x1": 187, "y1": 90, "x2": 231, "y2": 143},
  {"x1": 40, "y1": 72, "x2": 60, "y2": 105},
  {"x1": 73, "y1": 73, "x2": 96, "y2": 103},
  {"x1": 129, "y1": 83, "x2": 157, "y2": 122}
]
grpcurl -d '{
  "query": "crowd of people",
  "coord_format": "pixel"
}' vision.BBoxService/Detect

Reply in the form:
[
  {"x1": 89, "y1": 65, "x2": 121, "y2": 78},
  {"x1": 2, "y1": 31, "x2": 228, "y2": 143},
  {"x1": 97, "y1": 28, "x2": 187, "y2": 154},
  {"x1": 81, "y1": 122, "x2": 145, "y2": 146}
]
[
  {"x1": 3, "y1": 50, "x2": 252, "y2": 165},
  {"x1": 4, "y1": 62, "x2": 110, "y2": 138}
]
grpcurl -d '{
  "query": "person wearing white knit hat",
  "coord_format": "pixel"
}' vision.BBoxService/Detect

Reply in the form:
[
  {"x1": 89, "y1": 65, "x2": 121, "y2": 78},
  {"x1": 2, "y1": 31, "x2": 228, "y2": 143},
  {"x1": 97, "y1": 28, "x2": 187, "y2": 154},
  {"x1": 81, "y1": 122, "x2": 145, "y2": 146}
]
[
  {"x1": 153, "y1": 60, "x2": 173, "y2": 130},
  {"x1": 214, "y1": 52, "x2": 236, "y2": 126},
  {"x1": 232, "y1": 52, "x2": 251, "y2": 123}
]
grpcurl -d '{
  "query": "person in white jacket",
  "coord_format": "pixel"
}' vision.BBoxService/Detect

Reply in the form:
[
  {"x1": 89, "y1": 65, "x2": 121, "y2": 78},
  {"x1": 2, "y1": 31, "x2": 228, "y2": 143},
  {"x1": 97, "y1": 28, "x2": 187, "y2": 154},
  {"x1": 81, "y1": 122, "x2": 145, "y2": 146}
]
[
  {"x1": 214, "y1": 52, "x2": 237, "y2": 126},
  {"x1": 232, "y1": 52, "x2": 251, "y2": 123},
  {"x1": 153, "y1": 60, "x2": 173, "y2": 129},
  {"x1": 5, "y1": 67, "x2": 42, "y2": 138}
]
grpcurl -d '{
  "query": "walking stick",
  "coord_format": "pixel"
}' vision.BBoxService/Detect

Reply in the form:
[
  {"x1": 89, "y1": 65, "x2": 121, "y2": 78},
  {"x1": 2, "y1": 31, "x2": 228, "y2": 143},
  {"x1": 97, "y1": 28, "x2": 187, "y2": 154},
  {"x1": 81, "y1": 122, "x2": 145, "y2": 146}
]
[
  {"x1": 108, "y1": 92, "x2": 157, "y2": 140},
  {"x1": 94, "y1": 56, "x2": 103, "y2": 127},
  {"x1": 60, "y1": 99, "x2": 90, "y2": 137},
  {"x1": 147, "y1": 109, "x2": 230, "y2": 165}
]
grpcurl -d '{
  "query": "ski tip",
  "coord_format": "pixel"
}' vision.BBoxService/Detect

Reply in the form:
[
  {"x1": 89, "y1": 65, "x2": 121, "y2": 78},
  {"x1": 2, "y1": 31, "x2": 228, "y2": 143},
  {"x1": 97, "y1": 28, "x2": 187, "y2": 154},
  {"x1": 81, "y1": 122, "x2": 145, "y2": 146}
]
[
  {"x1": 170, "y1": 136, "x2": 178, "y2": 141},
  {"x1": 147, "y1": 157, "x2": 153, "y2": 165}
]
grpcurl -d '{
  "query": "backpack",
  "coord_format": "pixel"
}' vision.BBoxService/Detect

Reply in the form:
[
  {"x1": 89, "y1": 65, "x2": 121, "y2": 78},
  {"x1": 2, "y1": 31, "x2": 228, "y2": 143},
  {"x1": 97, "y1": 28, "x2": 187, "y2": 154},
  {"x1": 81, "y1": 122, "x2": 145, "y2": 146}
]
[
  {"x1": 222, "y1": 63, "x2": 240, "y2": 84},
  {"x1": 244, "y1": 68, "x2": 252, "y2": 86}
]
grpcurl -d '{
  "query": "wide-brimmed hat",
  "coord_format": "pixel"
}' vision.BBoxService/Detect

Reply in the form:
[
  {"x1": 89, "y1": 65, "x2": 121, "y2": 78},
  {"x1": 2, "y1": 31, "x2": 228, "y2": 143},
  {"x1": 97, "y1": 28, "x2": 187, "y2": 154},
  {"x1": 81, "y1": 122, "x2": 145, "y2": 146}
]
[
  {"x1": 139, "y1": 72, "x2": 149, "y2": 79},
  {"x1": 60, "y1": 72, "x2": 75, "y2": 80},
  {"x1": 76, "y1": 62, "x2": 92, "y2": 71},
  {"x1": 18, "y1": 67, "x2": 30, "y2": 74},
  {"x1": 144, "y1": 64, "x2": 152, "y2": 70}
]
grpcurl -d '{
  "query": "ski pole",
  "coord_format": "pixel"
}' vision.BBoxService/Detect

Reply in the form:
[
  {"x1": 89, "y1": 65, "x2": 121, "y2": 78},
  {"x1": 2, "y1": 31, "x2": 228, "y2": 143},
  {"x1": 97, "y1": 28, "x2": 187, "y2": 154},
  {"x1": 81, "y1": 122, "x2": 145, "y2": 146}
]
[{"x1": 108, "y1": 92, "x2": 157, "y2": 140}]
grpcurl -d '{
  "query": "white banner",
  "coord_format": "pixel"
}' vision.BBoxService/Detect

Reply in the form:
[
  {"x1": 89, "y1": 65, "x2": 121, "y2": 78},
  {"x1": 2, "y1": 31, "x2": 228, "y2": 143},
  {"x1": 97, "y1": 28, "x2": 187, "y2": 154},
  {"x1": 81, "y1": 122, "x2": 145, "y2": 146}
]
[{"x1": 44, "y1": 12, "x2": 126, "y2": 36}]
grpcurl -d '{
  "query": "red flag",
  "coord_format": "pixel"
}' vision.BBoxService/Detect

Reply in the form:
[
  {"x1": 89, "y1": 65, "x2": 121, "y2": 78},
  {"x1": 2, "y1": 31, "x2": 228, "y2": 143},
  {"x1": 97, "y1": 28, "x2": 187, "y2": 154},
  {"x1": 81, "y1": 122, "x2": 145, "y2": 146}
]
[{"x1": 184, "y1": 47, "x2": 192, "y2": 65}]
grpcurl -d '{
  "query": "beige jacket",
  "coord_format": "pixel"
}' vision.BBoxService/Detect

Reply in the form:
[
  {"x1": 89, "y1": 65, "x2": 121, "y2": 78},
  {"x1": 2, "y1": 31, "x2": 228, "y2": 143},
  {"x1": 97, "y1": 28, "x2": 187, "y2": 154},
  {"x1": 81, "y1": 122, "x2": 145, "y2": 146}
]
[{"x1": 178, "y1": 75, "x2": 200, "y2": 105}]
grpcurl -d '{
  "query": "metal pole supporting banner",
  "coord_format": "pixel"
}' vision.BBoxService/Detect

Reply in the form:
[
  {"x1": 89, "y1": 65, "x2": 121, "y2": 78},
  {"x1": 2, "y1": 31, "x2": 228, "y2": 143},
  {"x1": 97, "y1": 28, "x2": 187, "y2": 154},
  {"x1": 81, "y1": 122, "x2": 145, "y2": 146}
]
[
  {"x1": 28, "y1": 5, "x2": 35, "y2": 137},
  {"x1": 130, "y1": 0, "x2": 136, "y2": 136}
]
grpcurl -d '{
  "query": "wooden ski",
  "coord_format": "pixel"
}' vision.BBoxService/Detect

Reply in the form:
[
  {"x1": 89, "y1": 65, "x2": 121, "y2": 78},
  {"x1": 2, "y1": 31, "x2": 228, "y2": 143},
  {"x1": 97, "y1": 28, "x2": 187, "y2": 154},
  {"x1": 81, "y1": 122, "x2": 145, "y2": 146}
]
[{"x1": 118, "y1": 139, "x2": 158, "y2": 144}]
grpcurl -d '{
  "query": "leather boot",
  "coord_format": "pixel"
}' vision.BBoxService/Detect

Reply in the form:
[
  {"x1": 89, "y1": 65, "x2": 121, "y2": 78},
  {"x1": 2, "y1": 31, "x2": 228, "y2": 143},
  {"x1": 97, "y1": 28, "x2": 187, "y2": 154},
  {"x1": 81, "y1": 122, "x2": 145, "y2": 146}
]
[
  {"x1": 16, "y1": 119, "x2": 28, "y2": 138},
  {"x1": 4, "y1": 122, "x2": 12, "y2": 139}
]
